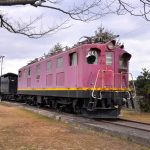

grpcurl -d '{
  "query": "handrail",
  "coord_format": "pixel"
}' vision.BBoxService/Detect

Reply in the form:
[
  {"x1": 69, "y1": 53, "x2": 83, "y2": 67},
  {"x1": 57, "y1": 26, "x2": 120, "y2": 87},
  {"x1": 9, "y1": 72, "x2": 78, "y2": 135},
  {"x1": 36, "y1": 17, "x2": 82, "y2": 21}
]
[
  {"x1": 92, "y1": 69, "x2": 102, "y2": 99},
  {"x1": 92, "y1": 69, "x2": 114, "y2": 99},
  {"x1": 126, "y1": 91, "x2": 131, "y2": 100},
  {"x1": 129, "y1": 73, "x2": 136, "y2": 98},
  {"x1": 121, "y1": 72, "x2": 127, "y2": 88},
  {"x1": 121, "y1": 72, "x2": 136, "y2": 98},
  {"x1": 92, "y1": 70, "x2": 136, "y2": 99}
]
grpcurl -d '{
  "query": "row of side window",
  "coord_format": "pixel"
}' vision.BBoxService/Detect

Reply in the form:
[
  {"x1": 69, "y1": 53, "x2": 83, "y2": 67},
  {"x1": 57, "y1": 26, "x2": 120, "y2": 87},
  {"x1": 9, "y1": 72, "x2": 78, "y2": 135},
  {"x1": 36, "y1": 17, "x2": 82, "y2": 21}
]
[
  {"x1": 19, "y1": 51, "x2": 113, "y2": 78},
  {"x1": 19, "y1": 52, "x2": 78, "y2": 78}
]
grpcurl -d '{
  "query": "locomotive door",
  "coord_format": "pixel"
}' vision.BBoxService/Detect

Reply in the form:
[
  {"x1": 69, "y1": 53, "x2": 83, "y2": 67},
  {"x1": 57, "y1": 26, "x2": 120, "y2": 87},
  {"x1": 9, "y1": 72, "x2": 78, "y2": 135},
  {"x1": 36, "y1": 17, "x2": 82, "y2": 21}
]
[
  {"x1": 105, "y1": 51, "x2": 126, "y2": 88},
  {"x1": 68, "y1": 52, "x2": 81, "y2": 98},
  {"x1": 68, "y1": 52, "x2": 78, "y2": 94},
  {"x1": 105, "y1": 52, "x2": 114, "y2": 88},
  {"x1": 112, "y1": 51, "x2": 127, "y2": 88}
]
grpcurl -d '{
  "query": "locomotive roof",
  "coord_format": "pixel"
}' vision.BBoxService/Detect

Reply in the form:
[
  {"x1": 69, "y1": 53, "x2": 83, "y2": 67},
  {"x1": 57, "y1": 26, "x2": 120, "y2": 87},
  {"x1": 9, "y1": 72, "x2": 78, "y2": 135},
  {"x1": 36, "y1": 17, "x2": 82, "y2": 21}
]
[
  {"x1": 26, "y1": 42, "x2": 105, "y2": 67},
  {"x1": 1, "y1": 73, "x2": 18, "y2": 78},
  {"x1": 20, "y1": 39, "x2": 125, "y2": 70}
]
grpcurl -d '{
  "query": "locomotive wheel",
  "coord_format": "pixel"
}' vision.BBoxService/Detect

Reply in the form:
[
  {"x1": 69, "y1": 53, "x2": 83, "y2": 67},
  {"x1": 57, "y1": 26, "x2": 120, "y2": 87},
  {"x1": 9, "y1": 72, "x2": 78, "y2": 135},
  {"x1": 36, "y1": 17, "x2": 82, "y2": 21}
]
[
  {"x1": 0, "y1": 96, "x2": 2, "y2": 102},
  {"x1": 52, "y1": 100, "x2": 58, "y2": 109},
  {"x1": 74, "y1": 105, "x2": 81, "y2": 114}
]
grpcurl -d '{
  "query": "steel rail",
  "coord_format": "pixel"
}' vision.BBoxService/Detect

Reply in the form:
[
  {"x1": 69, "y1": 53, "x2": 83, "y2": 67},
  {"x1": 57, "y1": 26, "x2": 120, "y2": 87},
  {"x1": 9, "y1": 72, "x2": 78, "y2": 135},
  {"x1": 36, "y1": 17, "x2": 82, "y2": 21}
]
[{"x1": 100, "y1": 119, "x2": 150, "y2": 132}]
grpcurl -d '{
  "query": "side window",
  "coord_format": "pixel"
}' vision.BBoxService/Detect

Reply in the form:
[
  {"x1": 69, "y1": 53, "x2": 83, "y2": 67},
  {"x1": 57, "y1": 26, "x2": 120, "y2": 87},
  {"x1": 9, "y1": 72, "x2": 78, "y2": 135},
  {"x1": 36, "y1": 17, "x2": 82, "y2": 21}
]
[
  {"x1": 47, "y1": 61, "x2": 51, "y2": 72},
  {"x1": 106, "y1": 52, "x2": 113, "y2": 65},
  {"x1": 86, "y1": 49, "x2": 99, "y2": 64},
  {"x1": 120, "y1": 58, "x2": 127, "y2": 69},
  {"x1": 70, "y1": 52, "x2": 77, "y2": 66},
  {"x1": 120, "y1": 53, "x2": 131, "y2": 70},
  {"x1": 57, "y1": 57, "x2": 63, "y2": 68},
  {"x1": 28, "y1": 68, "x2": 31, "y2": 76},
  {"x1": 36, "y1": 64, "x2": 40, "y2": 79},
  {"x1": 19, "y1": 71, "x2": 22, "y2": 78}
]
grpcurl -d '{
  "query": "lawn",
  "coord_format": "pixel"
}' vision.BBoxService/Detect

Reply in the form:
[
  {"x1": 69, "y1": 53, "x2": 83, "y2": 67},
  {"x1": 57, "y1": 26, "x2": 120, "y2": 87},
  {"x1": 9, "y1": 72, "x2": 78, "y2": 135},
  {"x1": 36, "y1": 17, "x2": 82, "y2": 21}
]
[{"x1": 0, "y1": 103, "x2": 147, "y2": 150}]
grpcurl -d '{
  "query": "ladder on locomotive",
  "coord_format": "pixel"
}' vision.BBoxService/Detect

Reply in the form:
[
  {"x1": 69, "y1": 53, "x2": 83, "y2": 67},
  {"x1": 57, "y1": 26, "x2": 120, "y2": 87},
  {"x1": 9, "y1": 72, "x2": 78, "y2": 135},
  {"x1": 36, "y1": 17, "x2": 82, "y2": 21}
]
[{"x1": 87, "y1": 70, "x2": 136, "y2": 111}]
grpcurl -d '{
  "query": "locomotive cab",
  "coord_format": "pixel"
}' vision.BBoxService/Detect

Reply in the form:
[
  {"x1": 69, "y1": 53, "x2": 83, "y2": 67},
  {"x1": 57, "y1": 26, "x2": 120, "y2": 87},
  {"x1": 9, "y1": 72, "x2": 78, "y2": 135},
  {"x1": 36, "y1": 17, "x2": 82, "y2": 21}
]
[{"x1": 81, "y1": 40, "x2": 135, "y2": 118}]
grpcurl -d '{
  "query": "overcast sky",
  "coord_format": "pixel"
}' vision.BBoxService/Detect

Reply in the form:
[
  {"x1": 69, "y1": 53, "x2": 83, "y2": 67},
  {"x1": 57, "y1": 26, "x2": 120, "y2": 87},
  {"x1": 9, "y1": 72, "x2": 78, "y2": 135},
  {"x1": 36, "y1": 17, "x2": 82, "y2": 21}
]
[{"x1": 0, "y1": 2, "x2": 150, "y2": 79}]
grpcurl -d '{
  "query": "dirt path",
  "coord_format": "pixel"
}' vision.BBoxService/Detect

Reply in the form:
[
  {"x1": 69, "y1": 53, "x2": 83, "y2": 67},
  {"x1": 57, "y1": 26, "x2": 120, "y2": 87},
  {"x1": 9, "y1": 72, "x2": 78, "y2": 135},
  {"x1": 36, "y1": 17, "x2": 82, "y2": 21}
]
[{"x1": 0, "y1": 103, "x2": 147, "y2": 150}]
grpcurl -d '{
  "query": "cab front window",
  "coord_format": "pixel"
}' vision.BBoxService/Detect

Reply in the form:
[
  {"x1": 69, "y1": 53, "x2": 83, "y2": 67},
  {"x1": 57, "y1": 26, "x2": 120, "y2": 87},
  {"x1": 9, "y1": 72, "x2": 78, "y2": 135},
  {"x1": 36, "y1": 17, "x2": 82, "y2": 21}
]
[
  {"x1": 120, "y1": 58, "x2": 127, "y2": 69},
  {"x1": 86, "y1": 48, "x2": 100, "y2": 64},
  {"x1": 106, "y1": 52, "x2": 113, "y2": 66},
  {"x1": 120, "y1": 52, "x2": 131, "y2": 70}
]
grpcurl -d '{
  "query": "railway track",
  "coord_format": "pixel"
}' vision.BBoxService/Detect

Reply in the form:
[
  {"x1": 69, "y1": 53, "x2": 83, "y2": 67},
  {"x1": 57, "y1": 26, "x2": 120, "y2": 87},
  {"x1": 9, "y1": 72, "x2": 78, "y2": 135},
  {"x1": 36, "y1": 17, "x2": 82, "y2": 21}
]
[
  {"x1": 100, "y1": 119, "x2": 150, "y2": 132},
  {"x1": 84, "y1": 118, "x2": 150, "y2": 147}
]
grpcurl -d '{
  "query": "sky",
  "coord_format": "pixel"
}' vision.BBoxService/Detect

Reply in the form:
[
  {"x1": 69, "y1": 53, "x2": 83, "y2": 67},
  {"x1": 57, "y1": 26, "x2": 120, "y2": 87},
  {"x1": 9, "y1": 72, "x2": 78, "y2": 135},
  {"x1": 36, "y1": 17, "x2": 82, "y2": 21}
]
[{"x1": 0, "y1": 1, "x2": 150, "y2": 79}]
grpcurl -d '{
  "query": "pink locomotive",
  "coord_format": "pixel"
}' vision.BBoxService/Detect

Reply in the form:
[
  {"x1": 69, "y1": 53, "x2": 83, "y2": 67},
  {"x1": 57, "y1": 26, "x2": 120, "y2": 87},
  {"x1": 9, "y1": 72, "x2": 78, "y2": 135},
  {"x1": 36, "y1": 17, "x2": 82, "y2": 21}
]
[{"x1": 17, "y1": 38, "x2": 135, "y2": 118}]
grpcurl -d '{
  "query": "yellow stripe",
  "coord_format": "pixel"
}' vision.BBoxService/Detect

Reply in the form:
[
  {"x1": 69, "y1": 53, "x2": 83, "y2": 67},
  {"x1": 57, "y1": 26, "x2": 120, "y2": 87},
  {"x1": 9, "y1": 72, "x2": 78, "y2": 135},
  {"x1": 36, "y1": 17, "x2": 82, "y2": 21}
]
[{"x1": 18, "y1": 87, "x2": 131, "y2": 91}]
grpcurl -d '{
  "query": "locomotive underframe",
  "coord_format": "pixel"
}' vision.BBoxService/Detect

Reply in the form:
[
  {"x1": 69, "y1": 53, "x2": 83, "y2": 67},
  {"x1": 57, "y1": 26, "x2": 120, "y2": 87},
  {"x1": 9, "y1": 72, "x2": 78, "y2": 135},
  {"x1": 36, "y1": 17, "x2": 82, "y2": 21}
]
[{"x1": 17, "y1": 90, "x2": 132, "y2": 118}]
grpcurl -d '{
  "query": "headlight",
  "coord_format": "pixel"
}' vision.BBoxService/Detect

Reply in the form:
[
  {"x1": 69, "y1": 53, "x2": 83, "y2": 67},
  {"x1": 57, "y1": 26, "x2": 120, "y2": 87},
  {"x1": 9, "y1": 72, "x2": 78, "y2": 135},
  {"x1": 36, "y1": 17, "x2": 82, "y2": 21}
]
[{"x1": 107, "y1": 40, "x2": 116, "y2": 50}]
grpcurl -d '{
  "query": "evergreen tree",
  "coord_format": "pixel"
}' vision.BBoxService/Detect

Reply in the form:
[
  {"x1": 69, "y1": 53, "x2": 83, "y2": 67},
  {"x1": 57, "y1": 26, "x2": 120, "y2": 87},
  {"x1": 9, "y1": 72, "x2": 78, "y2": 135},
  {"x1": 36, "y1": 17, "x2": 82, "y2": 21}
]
[
  {"x1": 50, "y1": 43, "x2": 63, "y2": 55},
  {"x1": 136, "y1": 68, "x2": 150, "y2": 95},
  {"x1": 94, "y1": 26, "x2": 119, "y2": 43},
  {"x1": 135, "y1": 68, "x2": 150, "y2": 112}
]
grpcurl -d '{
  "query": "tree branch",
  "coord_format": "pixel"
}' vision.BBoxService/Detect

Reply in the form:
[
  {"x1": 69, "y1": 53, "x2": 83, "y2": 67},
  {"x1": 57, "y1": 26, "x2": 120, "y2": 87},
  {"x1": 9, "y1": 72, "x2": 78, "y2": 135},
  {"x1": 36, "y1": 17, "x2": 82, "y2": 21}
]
[
  {"x1": 0, "y1": 14, "x2": 70, "y2": 38},
  {"x1": 1, "y1": 0, "x2": 150, "y2": 38},
  {"x1": 0, "y1": 0, "x2": 37, "y2": 5},
  {"x1": 117, "y1": 0, "x2": 150, "y2": 21}
]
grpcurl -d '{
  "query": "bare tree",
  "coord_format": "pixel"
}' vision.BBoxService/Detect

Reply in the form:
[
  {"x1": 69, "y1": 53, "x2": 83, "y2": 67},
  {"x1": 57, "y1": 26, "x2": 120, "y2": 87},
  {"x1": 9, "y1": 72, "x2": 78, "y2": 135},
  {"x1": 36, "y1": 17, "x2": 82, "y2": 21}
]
[
  {"x1": 0, "y1": 0, "x2": 71, "y2": 38},
  {"x1": 0, "y1": 13, "x2": 70, "y2": 38},
  {"x1": 0, "y1": 0, "x2": 150, "y2": 38},
  {"x1": 0, "y1": 0, "x2": 110, "y2": 38},
  {"x1": 116, "y1": 0, "x2": 150, "y2": 21}
]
